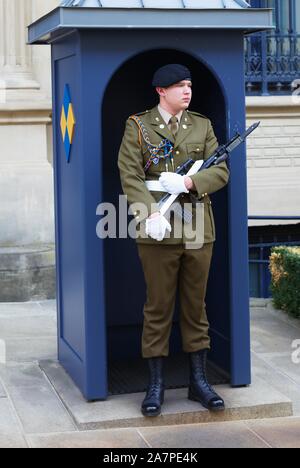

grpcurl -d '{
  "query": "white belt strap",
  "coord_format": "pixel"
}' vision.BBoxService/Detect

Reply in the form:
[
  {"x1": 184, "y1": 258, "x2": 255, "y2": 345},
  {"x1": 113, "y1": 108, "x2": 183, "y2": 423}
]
[{"x1": 145, "y1": 180, "x2": 167, "y2": 192}]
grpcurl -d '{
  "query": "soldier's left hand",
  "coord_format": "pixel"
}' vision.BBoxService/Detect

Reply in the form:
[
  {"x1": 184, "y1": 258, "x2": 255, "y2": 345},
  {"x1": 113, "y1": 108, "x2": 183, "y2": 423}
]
[{"x1": 159, "y1": 172, "x2": 190, "y2": 195}]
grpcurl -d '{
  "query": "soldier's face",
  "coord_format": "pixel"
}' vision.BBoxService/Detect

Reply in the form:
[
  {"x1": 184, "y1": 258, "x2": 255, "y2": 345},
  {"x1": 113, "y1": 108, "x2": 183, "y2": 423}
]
[{"x1": 157, "y1": 80, "x2": 192, "y2": 112}]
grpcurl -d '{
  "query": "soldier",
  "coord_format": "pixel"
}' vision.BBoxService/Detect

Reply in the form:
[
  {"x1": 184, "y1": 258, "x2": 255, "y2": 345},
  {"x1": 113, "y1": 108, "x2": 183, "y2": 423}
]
[{"x1": 118, "y1": 64, "x2": 229, "y2": 417}]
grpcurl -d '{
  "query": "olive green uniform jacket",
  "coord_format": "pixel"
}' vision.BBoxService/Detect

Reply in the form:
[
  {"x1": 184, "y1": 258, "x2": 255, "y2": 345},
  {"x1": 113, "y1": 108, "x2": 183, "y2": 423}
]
[{"x1": 118, "y1": 106, "x2": 230, "y2": 245}]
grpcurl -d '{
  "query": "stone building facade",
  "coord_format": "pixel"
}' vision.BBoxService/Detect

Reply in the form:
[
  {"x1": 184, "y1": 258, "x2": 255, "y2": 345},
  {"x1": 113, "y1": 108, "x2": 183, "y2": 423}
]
[{"x1": 0, "y1": 0, "x2": 299, "y2": 300}]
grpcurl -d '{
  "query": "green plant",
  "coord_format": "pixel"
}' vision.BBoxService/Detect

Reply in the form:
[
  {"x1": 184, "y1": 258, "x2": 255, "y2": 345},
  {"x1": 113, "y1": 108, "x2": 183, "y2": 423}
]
[{"x1": 269, "y1": 246, "x2": 300, "y2": 319}]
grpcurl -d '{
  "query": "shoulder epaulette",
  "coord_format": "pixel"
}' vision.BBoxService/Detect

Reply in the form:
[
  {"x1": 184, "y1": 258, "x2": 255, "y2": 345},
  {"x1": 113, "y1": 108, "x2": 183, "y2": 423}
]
[
  {"x1": 131, "y1": 110, "x2": 150, "y2": 117},
  {"x1": 187, "y1": 111, "x2": 208, "y2": 119}
]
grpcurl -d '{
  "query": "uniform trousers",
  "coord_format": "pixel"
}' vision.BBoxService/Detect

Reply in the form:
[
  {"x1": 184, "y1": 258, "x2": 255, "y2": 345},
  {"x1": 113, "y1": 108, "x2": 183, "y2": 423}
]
[{"x1": 137, "y1": 242, "x2": 214, "y2": 358}]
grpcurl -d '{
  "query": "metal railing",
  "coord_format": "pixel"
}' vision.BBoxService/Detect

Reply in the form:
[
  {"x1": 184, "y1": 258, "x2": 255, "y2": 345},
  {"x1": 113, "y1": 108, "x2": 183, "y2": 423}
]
[
  {"x1": 246, "y1": 0, "x2": 300, "y2": 95},
  {"x1": 245, "y1": 32, "x2": 300, "y2": 95},
  {"x1": 248, "y1": 216, "x2": 300, "y2": 297}
]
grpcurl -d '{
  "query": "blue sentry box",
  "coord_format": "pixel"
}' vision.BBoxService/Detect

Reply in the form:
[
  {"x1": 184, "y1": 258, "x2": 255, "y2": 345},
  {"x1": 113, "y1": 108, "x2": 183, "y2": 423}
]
[{"x1": 28, "y1": 4, "x2": 273, "y2": 400}]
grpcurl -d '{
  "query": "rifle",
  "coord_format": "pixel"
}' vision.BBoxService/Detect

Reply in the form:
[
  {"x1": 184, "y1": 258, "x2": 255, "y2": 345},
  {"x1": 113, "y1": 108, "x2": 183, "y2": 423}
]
[{"x1": 158, "y1": 122, "x2": 260, "y2": 223}]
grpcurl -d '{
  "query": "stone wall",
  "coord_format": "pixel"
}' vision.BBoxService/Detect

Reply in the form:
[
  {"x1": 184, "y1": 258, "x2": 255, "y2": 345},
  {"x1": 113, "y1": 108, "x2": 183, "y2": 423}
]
[
  {"x1": 0, "y1": 0, "x2": 299, "y2": 300},
  {"x1": 246, "y1": 97, "x2": 300, "y2": 227},
  {"x1": 0, "y1": 0, "x2": 59, "y2": 301},
  {"x1": 0, "y1": 0, "x2": 58, "y2": 246}
]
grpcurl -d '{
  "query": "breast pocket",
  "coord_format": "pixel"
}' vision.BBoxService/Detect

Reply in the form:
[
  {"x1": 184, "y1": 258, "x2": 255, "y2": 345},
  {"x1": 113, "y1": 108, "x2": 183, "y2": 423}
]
[{"x1": 187, "y1": 143, "x2": 205, "y2": 160}]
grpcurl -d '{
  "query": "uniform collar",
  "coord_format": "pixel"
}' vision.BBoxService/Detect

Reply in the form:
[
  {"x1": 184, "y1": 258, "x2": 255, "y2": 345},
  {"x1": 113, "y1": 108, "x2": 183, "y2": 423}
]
[
  {"x1": 157, "y1": 104, "x2": 183, "y2": 126},
  {"x1": 149, "y1": 106, "x2": 192, "y2": 147}
]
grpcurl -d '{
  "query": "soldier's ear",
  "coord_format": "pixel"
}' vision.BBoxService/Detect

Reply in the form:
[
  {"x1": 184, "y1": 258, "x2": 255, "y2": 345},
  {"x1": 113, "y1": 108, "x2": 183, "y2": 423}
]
[{"x1": 156, "y1": 87, "x2": 166, "y2": 97}]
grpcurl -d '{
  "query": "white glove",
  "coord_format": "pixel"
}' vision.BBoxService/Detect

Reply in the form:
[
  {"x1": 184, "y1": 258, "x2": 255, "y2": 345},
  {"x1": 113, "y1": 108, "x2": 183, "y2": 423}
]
[
  {"x1": 159, "y1": 172, "x2": 189, "y2": 195},
  {"x1": 145, "y1": 214, "x2": 172, "y2": 242}
]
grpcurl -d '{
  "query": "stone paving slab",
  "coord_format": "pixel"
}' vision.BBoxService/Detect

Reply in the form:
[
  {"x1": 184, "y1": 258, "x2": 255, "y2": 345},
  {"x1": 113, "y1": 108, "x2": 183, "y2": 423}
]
[
  {"x1": 138, "y1": 420, "x2": 270, "y2": 449},
  {"x1": 251, "y1": 305, "x2": 300, "y2": 419},
  {"x1": 0, "y1": 315, "x2": 56, "y2": 339},
  {"x1": 256, "y1": 353, "x2": 300, "y2": 387},
  {"x1": 0, "y1": 377, "x2": 6, "y2": 398},
  {"x1": 0, "y1": 398, "x2": 28, "y2": 448},
  {"x1": 23, "y1": 417, "x2": 300, "y2": 449},
  {"x1": 0, "y1": 434, "x2": 28, "y2": 449},
  {"x1": 0, "y1": 300, "x2": 299, "y2": 448},
  {"x1": 0, "y1": 363, "x2": 76, "y2": 434},
  {"x1": 0, "y1": 302, "x2": 50, "y2": 317},
  {"x1": 28, "y1": 428, "x2": 149, "y2": 449},
  {"x1": 40, "y1": 360, "x2": 293, "y2": 431},
  {"x1": 37, "y1": 301, "x2": 56, "y2": 314},
  {"x1": 251, "y1": 308, "x2": 300, "y2": 354},
  {"x1": 252, "y1": 352, "x2": 300, "y2": 417},
  {"x1": 266, "y1": 305, "x2": 300, "y2": 331},
  {"x1": 245, "y1": 417, "x2": 300, "y2": 449},
  {"x1": 0, "y1": 363, "x2": 53, "y2": 388},
  {"x1": 4, "y1": 337, "x2": 57, "y2": 363}
]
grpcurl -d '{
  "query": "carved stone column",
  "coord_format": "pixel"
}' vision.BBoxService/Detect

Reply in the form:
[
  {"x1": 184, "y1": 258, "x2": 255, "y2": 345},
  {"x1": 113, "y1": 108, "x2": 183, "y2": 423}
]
[
  {"x1": 0, "y1": 0, "x2": 55, "y2": 301},
  {"x1": 0, "y1": 0, "x2": 40, "y2": 100}
]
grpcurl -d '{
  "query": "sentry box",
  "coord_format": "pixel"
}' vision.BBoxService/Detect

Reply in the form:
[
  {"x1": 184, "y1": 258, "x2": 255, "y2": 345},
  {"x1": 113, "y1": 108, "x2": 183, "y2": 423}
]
[{"x1": 28, "y1": 0, "x2": 273, "y2": 400}]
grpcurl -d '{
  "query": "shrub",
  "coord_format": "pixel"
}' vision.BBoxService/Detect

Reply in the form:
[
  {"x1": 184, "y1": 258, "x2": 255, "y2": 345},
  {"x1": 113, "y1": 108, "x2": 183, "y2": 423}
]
[{"x1": 269, "y1": 246, "x2": 300, "y2": 319}]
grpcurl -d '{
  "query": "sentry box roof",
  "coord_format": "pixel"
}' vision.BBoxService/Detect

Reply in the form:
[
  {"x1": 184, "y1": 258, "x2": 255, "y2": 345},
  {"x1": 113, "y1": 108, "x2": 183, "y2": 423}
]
[{"x1": 28, "y1": 0, "x2": 274, "y2": 45}]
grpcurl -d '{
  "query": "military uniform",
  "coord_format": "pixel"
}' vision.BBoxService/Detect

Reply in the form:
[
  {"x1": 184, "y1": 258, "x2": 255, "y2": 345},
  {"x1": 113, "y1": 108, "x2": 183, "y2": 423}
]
[
  {"x1": 118, "y1": 106, "x2": 229, "y2": 246},
  {"x1": 118, "y1": 106, "x2": 229, "y2": 358}
]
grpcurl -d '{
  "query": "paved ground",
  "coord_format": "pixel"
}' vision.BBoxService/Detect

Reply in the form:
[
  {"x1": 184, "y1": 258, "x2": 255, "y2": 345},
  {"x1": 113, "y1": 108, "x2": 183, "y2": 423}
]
[{"x1": 0, "y1": 299, "x2": 300, "y2": 448}]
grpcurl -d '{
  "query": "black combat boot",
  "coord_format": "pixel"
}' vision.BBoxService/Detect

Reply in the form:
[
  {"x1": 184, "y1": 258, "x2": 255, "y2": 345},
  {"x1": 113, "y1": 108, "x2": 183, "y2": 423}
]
[
  {"x1": 188, "y1": 349, "x2": 225, "y2": 412},
  {"x1": 141, "y1": 357, "x2": 164, "y2": 417}
]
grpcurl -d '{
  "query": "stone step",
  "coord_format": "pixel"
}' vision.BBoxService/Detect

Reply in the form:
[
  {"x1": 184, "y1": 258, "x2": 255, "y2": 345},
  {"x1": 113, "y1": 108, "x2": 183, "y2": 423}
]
[{"x1": 40, "y1": 360, "x2": 293, "y2": 431}]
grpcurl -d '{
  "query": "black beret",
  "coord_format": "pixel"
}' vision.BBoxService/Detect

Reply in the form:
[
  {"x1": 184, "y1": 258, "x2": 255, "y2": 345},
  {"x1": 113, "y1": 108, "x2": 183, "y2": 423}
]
[{"x1": 152, "y1": 64, "x2": 192, "y2": 88}]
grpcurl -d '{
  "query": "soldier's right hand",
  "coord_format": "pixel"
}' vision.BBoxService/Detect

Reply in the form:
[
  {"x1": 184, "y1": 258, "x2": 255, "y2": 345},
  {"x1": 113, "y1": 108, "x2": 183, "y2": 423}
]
[{"x1": 145, "y1": 213, "x2": 172, "y2": 242}]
